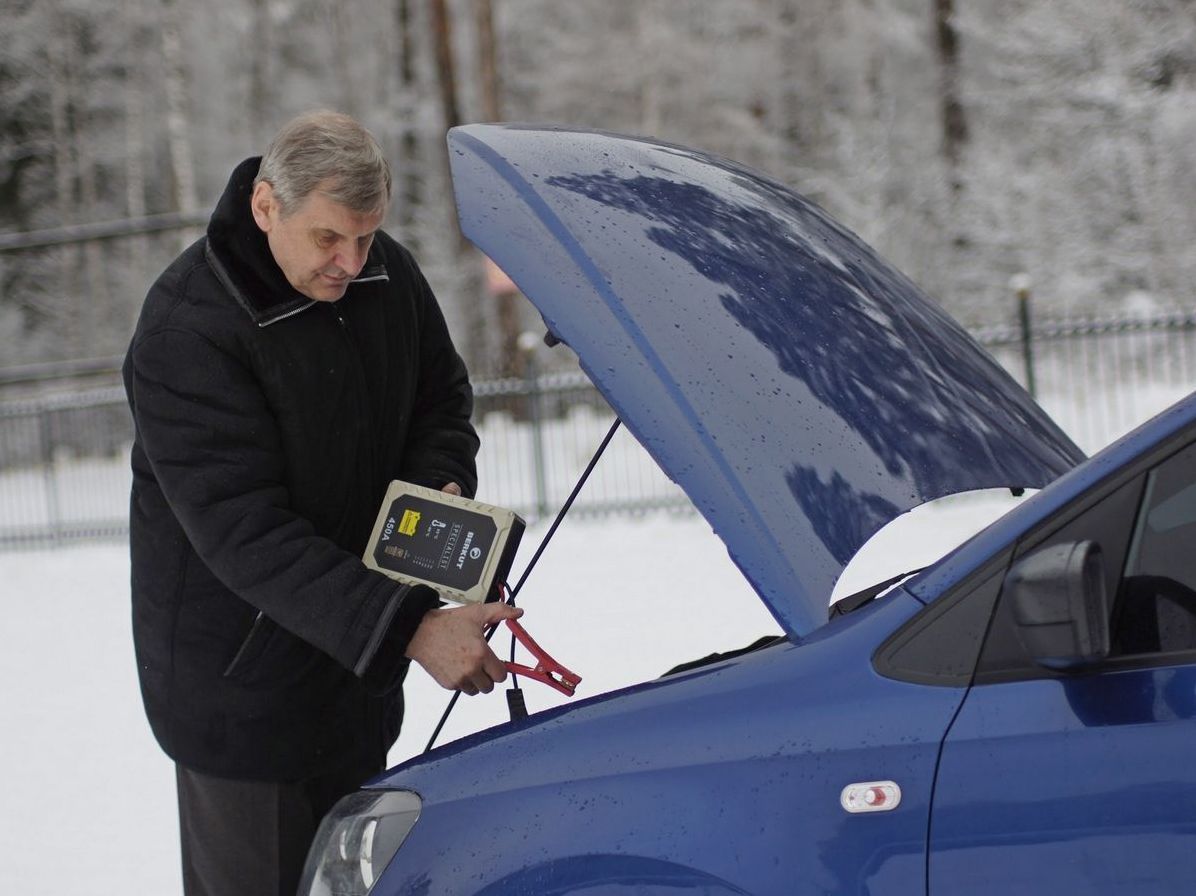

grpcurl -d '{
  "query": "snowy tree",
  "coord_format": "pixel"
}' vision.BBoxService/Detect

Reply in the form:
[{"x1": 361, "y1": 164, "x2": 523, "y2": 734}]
[{"x1": 0, "y1": 0, "x2": 1193, "y2": 373}]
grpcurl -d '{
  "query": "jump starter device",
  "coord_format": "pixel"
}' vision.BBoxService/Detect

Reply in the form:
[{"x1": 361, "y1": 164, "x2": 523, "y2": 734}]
[{"x1": 363, "y1": 480, "x2": 525, "y2": 605}]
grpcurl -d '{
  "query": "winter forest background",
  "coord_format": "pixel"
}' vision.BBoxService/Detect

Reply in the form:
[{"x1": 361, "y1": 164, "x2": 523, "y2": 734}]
[{"x1": 2, "y1": 0, "x2": 1195, "y2": 380}]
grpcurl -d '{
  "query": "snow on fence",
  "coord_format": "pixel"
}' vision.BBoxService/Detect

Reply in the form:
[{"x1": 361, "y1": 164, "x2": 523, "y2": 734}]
[{"x1": 2, "y1": 312, "x2": 1195, "y2": 549}]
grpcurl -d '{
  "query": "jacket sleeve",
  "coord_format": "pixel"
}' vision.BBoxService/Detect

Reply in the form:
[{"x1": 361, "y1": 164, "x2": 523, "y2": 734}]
[
  {"x1": 127, "y1": 324, "x2": 436, "y2": 682},
  {"x1": 397, "y1": 264, "x2": 481, "y2": 497}
]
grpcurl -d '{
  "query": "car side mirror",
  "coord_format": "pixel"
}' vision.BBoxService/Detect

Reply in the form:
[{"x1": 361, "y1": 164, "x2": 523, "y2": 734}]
[{"x1": 1006, "y1": 540, "x2": 1110, "y2": 670}]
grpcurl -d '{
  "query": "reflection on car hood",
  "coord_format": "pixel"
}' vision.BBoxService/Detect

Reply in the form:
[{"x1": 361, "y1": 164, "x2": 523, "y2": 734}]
[{"x1": 448, "y1": 124, "x2": 1084, "y2": 638}]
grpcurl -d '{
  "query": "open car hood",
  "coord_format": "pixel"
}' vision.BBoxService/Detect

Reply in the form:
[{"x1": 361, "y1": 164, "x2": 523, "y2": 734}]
[{"x1": 448, "y1": 124, "x2": 1084, "y2": 638}]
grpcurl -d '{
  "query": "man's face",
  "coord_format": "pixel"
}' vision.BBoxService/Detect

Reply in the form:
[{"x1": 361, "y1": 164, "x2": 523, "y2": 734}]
[{"x1": 251, "y1": 180, "x2": 386, "y2": 302}]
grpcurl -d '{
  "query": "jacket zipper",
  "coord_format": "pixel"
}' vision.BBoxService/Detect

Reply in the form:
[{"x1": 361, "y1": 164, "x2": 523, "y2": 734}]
[
  {"x1": 259, "y1": 302, "x2": 316, "y2": 328},
  {"x1": 326, "y1": 301, "x2": 382, "y2": 485}
]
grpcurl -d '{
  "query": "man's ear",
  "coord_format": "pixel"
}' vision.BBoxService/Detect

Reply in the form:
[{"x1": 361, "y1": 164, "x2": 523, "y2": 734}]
[{"x1": 250, "y1": 181, "x2": 276, "y2": 233}]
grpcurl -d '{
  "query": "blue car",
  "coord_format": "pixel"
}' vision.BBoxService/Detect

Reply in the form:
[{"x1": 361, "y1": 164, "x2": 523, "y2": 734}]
[{"x1": 299, "y1": 125, "x2": 1196, "y2": 895}]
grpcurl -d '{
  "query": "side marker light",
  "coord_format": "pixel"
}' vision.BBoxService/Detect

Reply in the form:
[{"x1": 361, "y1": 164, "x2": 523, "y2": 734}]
[{"x1": 841, "y1": 781, "x2": 902, "y2": 814}]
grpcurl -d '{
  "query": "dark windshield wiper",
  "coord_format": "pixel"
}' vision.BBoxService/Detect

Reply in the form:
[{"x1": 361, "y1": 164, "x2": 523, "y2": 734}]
[
  {"x1": 829, "y1": 567, "x2": 926, "y2": 620},
  {"x1": 662, "y1": 634, "x2": 788, "y2": 678},
  {"x1": 661, "y1": 569, "x2": 928, "y2": 680}
]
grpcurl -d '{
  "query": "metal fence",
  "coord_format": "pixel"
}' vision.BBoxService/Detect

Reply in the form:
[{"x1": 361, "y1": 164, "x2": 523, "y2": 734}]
[
  {"x1": 3, "y1": 310, "x2": 1195, "y2": 550},
  {"x1": 977, "y1": 309, "x2": 1196, "y2": 452},
  {"x1": 0, "y1": 368, "x2": 695, "y2": 550}
]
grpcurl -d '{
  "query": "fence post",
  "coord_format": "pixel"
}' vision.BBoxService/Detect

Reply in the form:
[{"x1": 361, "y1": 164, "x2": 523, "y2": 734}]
[
  {"x1": 39, "y1": 406, "x2": 62, "y2": 543},
  {"x1": 519, "y1": 333, "x2": 550, "y2": 519},
  {"x1": 1011, "y1": 273, "x2": 1037, "y2": 399}
]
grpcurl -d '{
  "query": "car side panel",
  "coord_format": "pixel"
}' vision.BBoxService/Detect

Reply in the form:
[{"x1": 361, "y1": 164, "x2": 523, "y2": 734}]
[{"x1": 931, "y1": 665, "x2": 1196, "y2": 893}]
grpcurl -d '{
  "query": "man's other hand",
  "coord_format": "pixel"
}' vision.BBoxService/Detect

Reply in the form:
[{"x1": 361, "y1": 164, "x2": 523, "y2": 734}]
[
  {"x1": 405, "y1": 602, "x2": 523, "y2": 695},
  {"x1": 440, "y1": 482, "x2": 462, "y2": 497}
]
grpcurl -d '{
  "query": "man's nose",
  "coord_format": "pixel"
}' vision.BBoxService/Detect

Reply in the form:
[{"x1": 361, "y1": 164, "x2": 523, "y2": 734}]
[{"x1": 334, "y1": 244, "x2": 367, "y2": 277}]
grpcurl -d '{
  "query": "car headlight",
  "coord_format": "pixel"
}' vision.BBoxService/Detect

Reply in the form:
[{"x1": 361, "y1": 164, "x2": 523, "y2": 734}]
[{"x1": 298, "y1": 789, "x2": 421, "y2": 896}]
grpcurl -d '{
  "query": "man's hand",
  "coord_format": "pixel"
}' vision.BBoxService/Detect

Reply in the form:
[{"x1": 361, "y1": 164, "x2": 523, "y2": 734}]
[
  {"x1": 440, "y1": 482, "x2": 462, "y2": 497},
  {"x1": 405, "y1": 602, "x2": 523, "y2": 695}
]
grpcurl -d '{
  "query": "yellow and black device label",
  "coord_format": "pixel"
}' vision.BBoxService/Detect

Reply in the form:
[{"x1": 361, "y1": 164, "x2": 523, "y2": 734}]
[
  {"x1": 397, "y1": 509, "x2": 421, "y2": 536},
  {"x1": 363, "y1": 480, "x2": 525, "y2": 605}
]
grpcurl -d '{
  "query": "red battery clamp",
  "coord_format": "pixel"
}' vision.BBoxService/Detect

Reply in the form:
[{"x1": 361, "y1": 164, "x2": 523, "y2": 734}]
[{"x1": 503, "y1": 618, "x2": 581, "y2": 696}]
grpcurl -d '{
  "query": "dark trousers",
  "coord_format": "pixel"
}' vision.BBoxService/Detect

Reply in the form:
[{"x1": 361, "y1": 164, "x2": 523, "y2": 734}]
[{"x1": 175, "y1": 755, "x2": 383, "y2": 896}]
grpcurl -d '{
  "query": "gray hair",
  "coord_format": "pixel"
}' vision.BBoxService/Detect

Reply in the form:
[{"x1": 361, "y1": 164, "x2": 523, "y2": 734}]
[{"x1": 254, "y1": 110, "x2": 392, "y2": 217}]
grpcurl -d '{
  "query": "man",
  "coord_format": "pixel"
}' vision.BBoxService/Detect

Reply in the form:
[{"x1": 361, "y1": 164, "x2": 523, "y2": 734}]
[{"x1": 123, "y1": 110, "x2": 519, "y2": 896}]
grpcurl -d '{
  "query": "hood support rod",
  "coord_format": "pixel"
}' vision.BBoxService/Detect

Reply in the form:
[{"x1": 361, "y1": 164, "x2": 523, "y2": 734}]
[{"x1": 424, "y1": 416, "x2": 623, "y2": 752}]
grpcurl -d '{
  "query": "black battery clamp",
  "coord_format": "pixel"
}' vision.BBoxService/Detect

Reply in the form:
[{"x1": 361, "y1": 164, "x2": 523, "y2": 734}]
[{"x1": 363, "y1": 480, "x2": 525, "y2": 605}]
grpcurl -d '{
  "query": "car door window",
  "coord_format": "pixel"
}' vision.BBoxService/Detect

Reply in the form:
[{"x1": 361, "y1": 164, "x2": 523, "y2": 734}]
[{"x1": 1112, "y1": 441, "x2": 1196, "y2": 657}]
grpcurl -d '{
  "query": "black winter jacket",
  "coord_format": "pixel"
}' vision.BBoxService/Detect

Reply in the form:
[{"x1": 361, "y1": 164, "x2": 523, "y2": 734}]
[{"x1": 123, "y1": 158, "x2": 478, "y2": 780}]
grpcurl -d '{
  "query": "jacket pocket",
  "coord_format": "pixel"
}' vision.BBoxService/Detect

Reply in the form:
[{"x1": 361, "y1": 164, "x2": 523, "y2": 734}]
[
  {"x1": 222, "y1": 611, "x2": 322, "y2": 686},
  {"x1": 222, "y1": 610, "x2": 270, "y2": 678}
]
